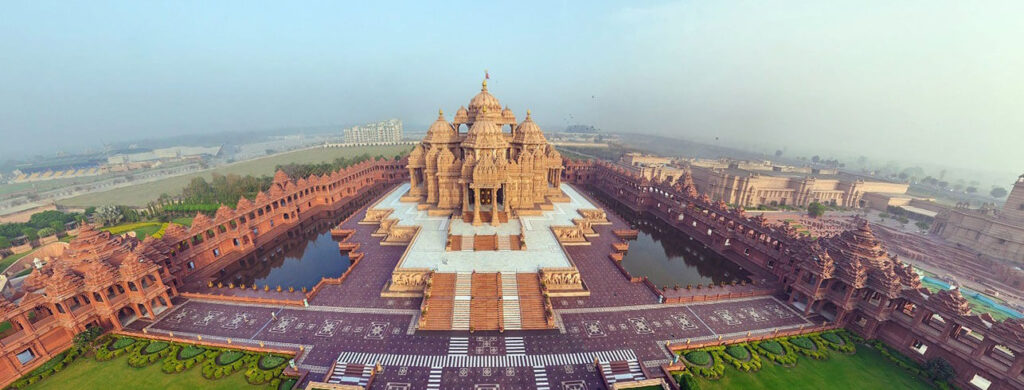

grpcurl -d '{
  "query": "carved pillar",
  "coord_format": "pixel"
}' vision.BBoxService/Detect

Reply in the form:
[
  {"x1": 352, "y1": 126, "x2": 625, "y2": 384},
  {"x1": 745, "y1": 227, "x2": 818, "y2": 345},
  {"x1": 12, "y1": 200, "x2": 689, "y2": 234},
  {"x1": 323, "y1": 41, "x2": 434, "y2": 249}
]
[
  {"x1": 491, "y1": 188, "x2": 499, "y2": 227},
  {"x1": 143, "y1": 302, "x2": 156, "y2": 320},
  {"x1": 473, "y1": 188, "x2": 482, "y2": 226},
  {"x1": 804, "y1": 296, "x2": 814, "y2": 316},
  {"x1": 462, "y1": 182, "x2": 469, "y2": 213}
]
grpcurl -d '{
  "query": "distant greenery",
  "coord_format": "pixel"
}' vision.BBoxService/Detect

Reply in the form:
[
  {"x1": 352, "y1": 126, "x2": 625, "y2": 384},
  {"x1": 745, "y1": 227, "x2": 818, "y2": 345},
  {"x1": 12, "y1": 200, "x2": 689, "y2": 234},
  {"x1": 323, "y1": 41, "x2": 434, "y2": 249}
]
[
  {"x1": 807, "y1": 202, "x2": 826, "y2": 218},
  {"x1": 0, "y1": 210, "x2": 83, "y2": 248}
]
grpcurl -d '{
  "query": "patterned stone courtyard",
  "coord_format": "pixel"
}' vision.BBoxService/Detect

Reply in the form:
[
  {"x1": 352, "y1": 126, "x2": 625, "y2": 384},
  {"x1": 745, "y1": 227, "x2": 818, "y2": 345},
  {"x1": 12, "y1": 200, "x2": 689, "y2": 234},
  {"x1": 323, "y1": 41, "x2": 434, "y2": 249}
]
[{"x1": 118, "y1": 184, "x2": 817, "y2": 389}]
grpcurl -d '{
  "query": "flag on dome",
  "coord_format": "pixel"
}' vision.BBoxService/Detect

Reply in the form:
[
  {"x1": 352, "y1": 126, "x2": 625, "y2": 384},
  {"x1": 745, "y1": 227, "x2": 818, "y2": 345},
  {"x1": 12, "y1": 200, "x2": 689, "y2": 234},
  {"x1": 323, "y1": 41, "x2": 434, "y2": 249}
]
[{"x1": 485, "y1": 69, "x2": 489, "y2": 79}]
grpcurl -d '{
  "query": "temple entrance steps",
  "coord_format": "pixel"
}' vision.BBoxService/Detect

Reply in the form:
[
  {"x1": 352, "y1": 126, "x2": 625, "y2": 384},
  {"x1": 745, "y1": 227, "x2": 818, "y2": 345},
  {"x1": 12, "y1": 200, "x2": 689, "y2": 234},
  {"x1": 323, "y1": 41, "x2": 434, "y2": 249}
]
[
  {"x1": 460, "y1": 235, "x2": 474, "y2": 252},
  {"x1": 455, "y1": 272, "x2": 472, "y2": 296},
  {"x1": 516, "y1": 273, "x2": 549, "y2": 330},
  {"x1": 470, "y1": 273, "x2": 501, "y2": 330},
  {"x1": 599, "y1": 359, "x2": 646, "y2": 387},
  {"x1": 452, "y1": 298, "x2": 470, "y2": 330},
  {"x1": 474, "y1": 234, "x2": 497, "y2": 251},
  {"x1": 500, "y1": 272, "x2": 519, "y2": 296},
  {"x1": 497, "y1": 235, "x2": 511, "y2": 251},
  {"x1": 420, "y1": 273, "x2": 456, "y2": 330},
  {"x1": 452, "y1": 272, "x2": 473, "y2": 330},
  {"x1": 500, "y1": 272, "x2": 522, "y2": 330}
]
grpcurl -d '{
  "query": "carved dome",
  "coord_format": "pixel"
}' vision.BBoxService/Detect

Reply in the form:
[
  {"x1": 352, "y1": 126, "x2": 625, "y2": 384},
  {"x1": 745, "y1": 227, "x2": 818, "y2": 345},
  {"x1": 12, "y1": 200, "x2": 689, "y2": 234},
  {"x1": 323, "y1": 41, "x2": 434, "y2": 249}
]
[
  {"x1": 425, "y1": 109, "x2": 459, "y2": 144},
  {"x1": 453, "y1": 106, "x2": 470, "y2": 124},
  {"x1": 462, "y1": 108, "x2": 509, "y2": 150},
  {"x1": 513, "y1": 110, "x2": 547, "y2": 145},
  {"x1": 467, "y1": 80, "x2": 503, "y2": 121}
]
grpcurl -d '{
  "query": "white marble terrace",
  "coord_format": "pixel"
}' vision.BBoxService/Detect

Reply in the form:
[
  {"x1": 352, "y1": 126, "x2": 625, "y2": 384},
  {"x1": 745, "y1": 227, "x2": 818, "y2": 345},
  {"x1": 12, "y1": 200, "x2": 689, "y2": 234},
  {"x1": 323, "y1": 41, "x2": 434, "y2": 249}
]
[{"x1": 370, "y1": 183, "x2": 599, "y2": 273}]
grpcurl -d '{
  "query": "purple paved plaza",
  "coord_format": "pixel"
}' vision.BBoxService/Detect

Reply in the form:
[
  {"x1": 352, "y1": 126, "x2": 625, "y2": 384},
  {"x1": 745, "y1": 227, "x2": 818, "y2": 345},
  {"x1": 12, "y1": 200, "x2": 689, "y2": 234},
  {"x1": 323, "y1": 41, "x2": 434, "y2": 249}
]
[{"x1": 144, "y1": 184, "x2": 814, "y2": 389}]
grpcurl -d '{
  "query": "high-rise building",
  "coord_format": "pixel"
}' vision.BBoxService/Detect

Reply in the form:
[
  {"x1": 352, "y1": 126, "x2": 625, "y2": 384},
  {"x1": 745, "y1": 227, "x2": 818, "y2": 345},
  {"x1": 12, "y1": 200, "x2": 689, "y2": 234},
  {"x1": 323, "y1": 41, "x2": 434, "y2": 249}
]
[{"x1": 342, "y1": 119, "x2": 403, "y2": 144}]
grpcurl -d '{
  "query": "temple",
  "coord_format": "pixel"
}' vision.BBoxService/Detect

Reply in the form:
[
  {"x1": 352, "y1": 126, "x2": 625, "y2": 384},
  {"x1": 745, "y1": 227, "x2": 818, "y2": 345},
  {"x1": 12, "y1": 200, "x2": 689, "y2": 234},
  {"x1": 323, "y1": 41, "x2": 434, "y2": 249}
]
[
  {"x1": 404, "y1": 79, "x2": 565, "y2": 225},
  {"x1": 364, "y1": 80, "x2": 599, "y2": 331}
]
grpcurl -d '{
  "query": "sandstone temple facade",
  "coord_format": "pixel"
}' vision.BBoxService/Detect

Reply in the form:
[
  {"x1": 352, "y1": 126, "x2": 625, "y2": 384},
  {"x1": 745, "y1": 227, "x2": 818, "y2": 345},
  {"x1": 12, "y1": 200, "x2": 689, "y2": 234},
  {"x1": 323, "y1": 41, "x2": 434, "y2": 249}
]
[{"x1": 405, "y1": 80, "x2": 565, "y2": 226}]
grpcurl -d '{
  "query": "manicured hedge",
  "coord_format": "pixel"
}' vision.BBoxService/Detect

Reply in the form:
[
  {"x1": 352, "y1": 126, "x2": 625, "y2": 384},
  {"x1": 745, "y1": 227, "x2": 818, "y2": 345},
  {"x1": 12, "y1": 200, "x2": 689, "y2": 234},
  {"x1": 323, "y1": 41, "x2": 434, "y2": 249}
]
[
  {"x1": 758, "y1": 340, "x2": 785, "y2": 356},
  {"x1": 684, "y1": 350, "x2": 712, "y2": 366},
  {"x1": 216, "y1": 350, "x2": 245, "y2": 365},
  {"x1": 725, "y1": 345, "x2": 751, "y2": 360},
  {"x1": 822, "y1": 332, "x2": 843, "y2": 345},
  {"x1": 259, "y1": 355, "x2": 288, "y2": 370},
  {"x1": 789, "y1": 337, "x2": 815, "y2": 350},
  {"x1": 178, "y1": 345, "x2": 206, "y2": 360},
  {"x1": 6, "y1": 346, "x2": 84, "y2": 389},
  {"x1": 111, "y1": 337, "x2": 137, "y2": 350},
  {"x1": 143, "y1": 341, "x2": 170, "y2": 354},
  {"x1": 716, "y1": 344, "x2": 762, "y2": 372}
]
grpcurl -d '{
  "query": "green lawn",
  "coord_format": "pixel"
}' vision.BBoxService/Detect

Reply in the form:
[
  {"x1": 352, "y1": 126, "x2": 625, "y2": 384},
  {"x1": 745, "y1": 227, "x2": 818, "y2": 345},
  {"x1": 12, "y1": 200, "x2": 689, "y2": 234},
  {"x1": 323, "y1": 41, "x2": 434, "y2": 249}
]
[
  {"x1": 59, "y1": 145, "x2": 411, "y2": 208},
  {"x1": 100, "y1": 222, "x2": 165, "y2": 239},
  {"x1": 171, "y1": 217, "x2": 193, "y2": 227},
  {"x1": 0, "y1": 251, "x2": 32, "y2": 273},
  {"x1": 694, "y1": 344, "x2": 932, "y2": 390},
  {"x1": 24, "y1": 353, "x2": 267, "y2": 390}
]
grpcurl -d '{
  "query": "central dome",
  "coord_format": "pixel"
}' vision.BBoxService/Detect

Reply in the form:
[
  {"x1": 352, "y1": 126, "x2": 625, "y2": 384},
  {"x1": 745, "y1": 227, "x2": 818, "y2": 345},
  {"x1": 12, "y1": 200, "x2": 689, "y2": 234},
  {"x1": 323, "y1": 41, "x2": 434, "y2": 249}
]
[{"x1": 467, "y1": 80, "x2": 503, "y2": 121}]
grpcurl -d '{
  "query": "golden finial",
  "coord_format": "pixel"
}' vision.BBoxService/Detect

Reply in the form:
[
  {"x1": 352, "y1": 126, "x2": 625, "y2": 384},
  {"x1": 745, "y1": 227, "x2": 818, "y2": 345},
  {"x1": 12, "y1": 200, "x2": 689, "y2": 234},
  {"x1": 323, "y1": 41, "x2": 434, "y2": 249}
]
[
  {"x1": 482, "y1": 106, "x2": 488, "y2": 113},
  {"x1": 438, "y1": 108, "x2": 444, "y2": 116},
  {"x1": 526, "y1": 109, "x2": 532, "y2": 117},
  {"x1": 482, "y1": 80, "x2": 488, "y2": 90}
]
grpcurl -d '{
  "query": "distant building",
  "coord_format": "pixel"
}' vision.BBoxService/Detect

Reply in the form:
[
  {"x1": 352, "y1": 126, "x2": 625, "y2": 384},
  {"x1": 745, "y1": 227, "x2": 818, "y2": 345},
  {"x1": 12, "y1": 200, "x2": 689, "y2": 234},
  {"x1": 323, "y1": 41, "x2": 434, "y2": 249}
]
[
  {"x1": 685, "y1": 158, "x2": 908, "y2": 208},
  {"x1": 343, "y1": 119, "x2": 403, "y2": 144},
  {"x1": 932, "y1": 174, "x2": 1024, "y2": 265},
  {"x1": 617, "y1": 153, "x2": 683, "y2": 184}
]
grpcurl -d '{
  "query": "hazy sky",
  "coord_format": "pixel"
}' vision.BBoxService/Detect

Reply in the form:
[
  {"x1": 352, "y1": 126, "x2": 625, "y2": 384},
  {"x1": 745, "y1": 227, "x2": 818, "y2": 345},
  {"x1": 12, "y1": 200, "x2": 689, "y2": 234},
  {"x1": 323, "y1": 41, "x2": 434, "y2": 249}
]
[{"x1": 2, "y1": 1, "x2": 1021, "y2": 176}]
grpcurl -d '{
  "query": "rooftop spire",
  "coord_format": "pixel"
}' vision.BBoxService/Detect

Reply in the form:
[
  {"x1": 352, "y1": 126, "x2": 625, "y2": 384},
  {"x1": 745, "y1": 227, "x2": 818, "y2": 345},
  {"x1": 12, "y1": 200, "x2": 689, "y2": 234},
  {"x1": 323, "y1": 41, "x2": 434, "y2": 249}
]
[{"x1": 482, "y1": 79, "x2": 488, "y2": 91}]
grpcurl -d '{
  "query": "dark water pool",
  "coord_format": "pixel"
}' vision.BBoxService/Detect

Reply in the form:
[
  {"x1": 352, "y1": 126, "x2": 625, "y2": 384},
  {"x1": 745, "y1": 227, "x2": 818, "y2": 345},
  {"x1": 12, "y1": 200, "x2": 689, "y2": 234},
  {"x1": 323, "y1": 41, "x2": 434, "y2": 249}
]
[
  {"x1": 217, "y1": 218, "x2": 351, "y2": 290},
  {"x1": 586, "y1": 188, "x2": 751, "y2": 288}
]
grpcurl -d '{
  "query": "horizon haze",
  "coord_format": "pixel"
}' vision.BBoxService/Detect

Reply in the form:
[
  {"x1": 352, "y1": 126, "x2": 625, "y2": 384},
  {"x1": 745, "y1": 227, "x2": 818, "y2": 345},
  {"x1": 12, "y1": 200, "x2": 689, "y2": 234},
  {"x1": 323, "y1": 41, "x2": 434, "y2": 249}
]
[{"x1": 1, "y1": 1, "x2": 1021, "y2": 179}]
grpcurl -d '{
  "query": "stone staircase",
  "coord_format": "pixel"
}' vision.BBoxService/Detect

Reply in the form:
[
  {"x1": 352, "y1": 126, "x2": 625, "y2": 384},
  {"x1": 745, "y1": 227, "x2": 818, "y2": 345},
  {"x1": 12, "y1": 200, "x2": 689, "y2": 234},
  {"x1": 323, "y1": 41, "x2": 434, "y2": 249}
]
[
  {"x1": 420, "y1": 273, "x2": 455, "y2": 330},
  {"x1": 460, "y1": 235, "x2": 474, "y2": 252},
  {"x1": 599, "y1": 359, "x2": 646, "y2": 386},
  {"x1": 452, "y1": 272, "x2": 472, "y2": 330},
  {"x1": 501, "y1": 272, "x2": 522, "y2": 330},
  {"x1": 327, "y1": 361, "x2": 374, "y2": 386},
  {"x1": 470, "y1": 273, "x2": 500, "y2": 330},
  {"x1": 497, "y1": 235, "x2": 511, "y2": 251},
  {"x1": 517, "y1": 273, "x2": 550, "y2": 330}
]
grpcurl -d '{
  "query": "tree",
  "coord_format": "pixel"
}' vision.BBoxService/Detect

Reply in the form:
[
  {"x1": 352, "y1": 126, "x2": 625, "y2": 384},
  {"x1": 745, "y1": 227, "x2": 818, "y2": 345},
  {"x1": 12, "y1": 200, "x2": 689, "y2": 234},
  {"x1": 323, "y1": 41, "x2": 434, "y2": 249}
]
[
  {"x1": 774, "y1": 149, "x2": 783, "y2": 157},
  {"x1": 36, "y1": 227, "x2": 56, "y2": 237},
  {"x1": 991, "y1": 187, "x2": 1008, "y2": 198},
  {"x1": 965, "y1": 186, "x2": 977, "y2": 194},
  {"x1": 0, "y1": 236, "x2": 10, "y2": 249},
  {"x1": 95, "y1": 205, "x2": 124, "y2": 226},
  {"x1": 807, "y1": 202, "x2": 826, "y2": 218},
  {"x1": 21, "y1": 227, "x2": 37, "y2": 241},
  {"x1": 73, "y1": 326, "x2": 103, "y2": 349},
  {"x1": 923, "y1": 357, "x2": 955, "y2": 382},
  {"x1": 811, "y1": 155, "x2": 820, "y2": 163}
]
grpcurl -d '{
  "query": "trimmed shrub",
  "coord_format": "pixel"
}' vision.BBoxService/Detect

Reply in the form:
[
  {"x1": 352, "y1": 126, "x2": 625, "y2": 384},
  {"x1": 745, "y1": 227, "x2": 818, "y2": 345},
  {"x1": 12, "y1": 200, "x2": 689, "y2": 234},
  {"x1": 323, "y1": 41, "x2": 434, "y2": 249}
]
[
  {"x1": 821, "y1": 332, "x2": 843, "y2": 345},
  {"x1": 110, "y1": 337, "x2": 137, "y2": 350},
  {"x1": 789, "y1": 337, "x2": 815, "y2": 350},
  {"x1": 672, "y1": 371, "x2": 700, "y2": 390},
  {"x1": 716, "y1": 344, "x2": 762, "y2": 372},
  {"x1": 216, "y1": 350, "x2": 244, "y2": 365},
  {"x1": 259, "y1": 355, "x2": 288, "y2": 370},
  {"x1": 758, "y1": 340, "x2": 785, "y2": 356},
  {"x1": 683, "y1": 350, "x2": 712, "y2": 366},
  {"x1": 143, "y1": 341, "x2": 170, "y2": 354},
  {"x1": 178, "y1": 345, "x2": 206, "y2": 360},
  {"x1": 725, "y1": 345, "x2": 750, "y2": 360},
  {"x1": 753, "y1": 340, "x2": 799, "y2": 366}
]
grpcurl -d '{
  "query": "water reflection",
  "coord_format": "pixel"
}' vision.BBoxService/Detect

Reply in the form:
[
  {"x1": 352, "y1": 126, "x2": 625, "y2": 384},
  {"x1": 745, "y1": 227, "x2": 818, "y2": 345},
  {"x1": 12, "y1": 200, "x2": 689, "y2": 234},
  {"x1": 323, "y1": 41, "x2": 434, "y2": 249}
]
[
  {"x1": 215, "y1": 206, "x2": 358, "y2": 290},
  {"x1": 585, "y1": 188, "x2": 751, "y2": 288}
]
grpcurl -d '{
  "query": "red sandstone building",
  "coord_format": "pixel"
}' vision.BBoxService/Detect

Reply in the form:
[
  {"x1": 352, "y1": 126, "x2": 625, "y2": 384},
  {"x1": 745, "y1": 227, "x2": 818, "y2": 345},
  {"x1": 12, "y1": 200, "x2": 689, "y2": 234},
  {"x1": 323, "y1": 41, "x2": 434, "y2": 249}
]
[
  {"x1": 0, "y1": 158, "x2": 406, "y2": 384},
  {"x1": 0, "y1": 155, "x2": 1020, "y2": 389}
]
